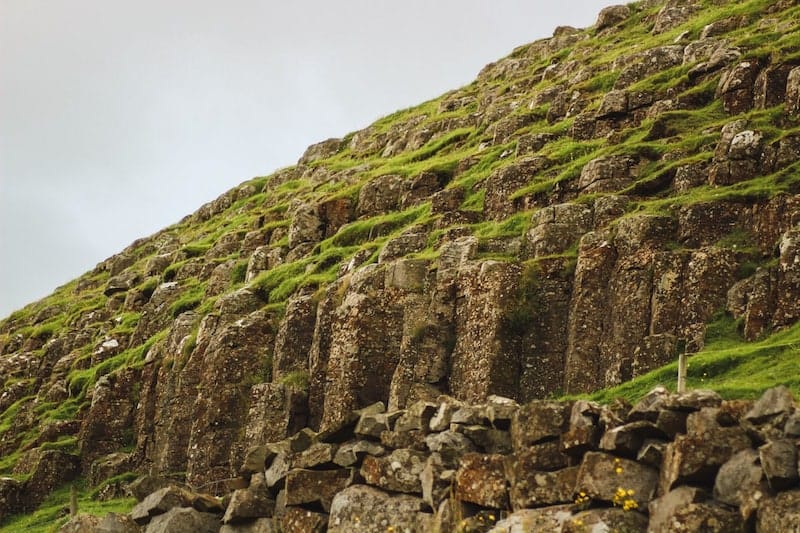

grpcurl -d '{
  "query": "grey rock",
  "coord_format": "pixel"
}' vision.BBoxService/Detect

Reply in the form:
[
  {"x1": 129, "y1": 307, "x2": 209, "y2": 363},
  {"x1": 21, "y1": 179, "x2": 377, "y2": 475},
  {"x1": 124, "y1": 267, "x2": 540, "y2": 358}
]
[
  {"x1": 144, "y1": 507, "x2": 220, "y2": 533},
  {"x1": 759, "y1": 439, "x2": 799, "y2": 491},
  {"x1": 328, "y1": 485, "x2": 431, "y2": 533}
]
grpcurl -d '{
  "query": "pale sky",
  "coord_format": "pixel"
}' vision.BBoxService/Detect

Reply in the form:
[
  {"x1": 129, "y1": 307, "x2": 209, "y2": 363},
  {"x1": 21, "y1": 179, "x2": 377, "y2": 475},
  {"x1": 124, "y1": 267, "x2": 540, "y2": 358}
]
[{"x1": 0, "y1": 0, "x2": 614, "y2": 318}]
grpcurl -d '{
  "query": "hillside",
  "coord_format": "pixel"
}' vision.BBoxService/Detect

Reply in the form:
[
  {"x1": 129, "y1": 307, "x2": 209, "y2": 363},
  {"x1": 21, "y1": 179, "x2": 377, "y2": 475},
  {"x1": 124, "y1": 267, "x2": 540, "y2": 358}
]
[{"x1": 3, "y1": 0, "x2": 800, "y2": 530}]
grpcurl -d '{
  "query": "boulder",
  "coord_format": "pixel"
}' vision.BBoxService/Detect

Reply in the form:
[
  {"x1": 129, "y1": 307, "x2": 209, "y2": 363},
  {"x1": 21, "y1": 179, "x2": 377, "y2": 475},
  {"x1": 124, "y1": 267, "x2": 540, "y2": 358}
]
[
  {"x1": 505, "y1": 463, "x2": 579, "y2": 510},
  {"x1": 595, "y1": 5, "x2": 631, "y2": 31},
  {"x1": 713, "y1": 449, "x2": 766, "y2": 509},
  {"x1": 285, "y1": 468, "x2": 355, "y2": 511},
  {"x1": 357, "y1": 174, "x2": 407, "y2": 217},
  {"x1": 360, "y1": 448, "x2": 427, "y2": 493},
  {"x1": 744, "y1": 385, "x2": 795, "y2": 425},
  {"x1": 131, "y1": 486, "x2": 190, "y2": 525},
  {"x1": 717, "y1": 61, "x2": 761, "y2": 114},
  {"x1": 420, "y1": 455, "x2": 454, "y2": 509},
  {"x1": 0, "y1": 477, "x2": 23, "y2": 521},
  {"x1": 757, "y1": 490, "x2": 800, "y2": 532},
  {"x1": 648, "y1": 486, "x2": 709, "y2": 533},
  {"x1": 276, "y1": 508, "x2": 326, "y2": 533},
  {"x1": 660, "y1": 427, "x2": 752, "y2": 493},
  {"x1": 578, "y1": 156, "x2": 637, "y2": 193},
  {"x1": 333, "y1": 440, "x2": 386, "y2": 467},
  {"x1": 575, "y1": 452, "x2": 658, "y2": 510},
  {"x1": 223, "y1": 474, "x2": 275, "y2": 524},
  {"x1": 144, "y1": 507, "x2": 221, "y2": 533},
  {"x1": 510, "y1": 400, "x2": 570, "y2": 450},
  {"x1": 759, "y1": 439, "x2": 799, "y2": 491},
  {"x1": 454, "y1": 453, "x2": 509, "y2": 509},
  {"x1": 327, "y1": 485, "x2": 432, "y2": 533}
]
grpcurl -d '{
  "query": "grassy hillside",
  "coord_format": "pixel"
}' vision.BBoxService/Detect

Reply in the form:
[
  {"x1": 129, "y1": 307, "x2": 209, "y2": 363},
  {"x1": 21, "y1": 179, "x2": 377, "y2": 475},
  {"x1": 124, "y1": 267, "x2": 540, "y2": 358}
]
[{"x1": 2, "y1": 0, "x2": 800, "y2": 529}]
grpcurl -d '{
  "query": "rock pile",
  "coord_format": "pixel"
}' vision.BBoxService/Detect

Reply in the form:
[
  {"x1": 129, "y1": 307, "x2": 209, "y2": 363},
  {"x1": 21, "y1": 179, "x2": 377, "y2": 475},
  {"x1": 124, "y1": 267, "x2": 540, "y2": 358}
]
[{"x1": 62, "y1": 385, "x2": 800, "y2": 532}]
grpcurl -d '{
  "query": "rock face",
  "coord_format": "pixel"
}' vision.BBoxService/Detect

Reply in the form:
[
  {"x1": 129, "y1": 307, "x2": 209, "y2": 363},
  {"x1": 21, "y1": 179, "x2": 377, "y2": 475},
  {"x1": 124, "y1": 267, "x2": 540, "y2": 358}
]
[{"x1": 3, "y1": 0, "x2": 800, "y2": 528}]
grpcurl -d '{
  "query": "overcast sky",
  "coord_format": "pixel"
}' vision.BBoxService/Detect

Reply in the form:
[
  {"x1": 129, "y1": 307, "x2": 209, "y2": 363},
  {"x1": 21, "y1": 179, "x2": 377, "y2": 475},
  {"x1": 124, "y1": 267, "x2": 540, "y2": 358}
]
[{"x1": 0, "y1": 0, "x2": 614, "y2": 318}]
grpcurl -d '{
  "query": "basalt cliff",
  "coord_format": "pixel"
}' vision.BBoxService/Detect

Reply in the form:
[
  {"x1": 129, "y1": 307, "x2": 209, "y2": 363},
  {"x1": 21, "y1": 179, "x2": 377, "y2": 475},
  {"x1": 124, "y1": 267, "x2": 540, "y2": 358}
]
[{"x1": 4, "y1": 0, "x2": 800, "y2": 531}]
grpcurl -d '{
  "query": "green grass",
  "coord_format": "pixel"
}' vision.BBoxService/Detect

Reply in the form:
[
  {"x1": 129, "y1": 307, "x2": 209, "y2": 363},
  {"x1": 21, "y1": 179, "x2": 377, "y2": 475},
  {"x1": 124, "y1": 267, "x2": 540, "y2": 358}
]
[
  {"x1": 0, "y1": 479, "x2": 136, "y2": 533},
  {"x1": 587, "y1": 317, "x2": 800, "y2": 404}
]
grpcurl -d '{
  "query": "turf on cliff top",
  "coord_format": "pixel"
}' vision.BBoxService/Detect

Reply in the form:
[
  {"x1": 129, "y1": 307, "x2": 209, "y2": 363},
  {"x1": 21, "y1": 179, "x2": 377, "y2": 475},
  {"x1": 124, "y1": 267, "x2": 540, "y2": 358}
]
[{"x1": 3, "y1": 0, "x2": 800, "y2": 531}]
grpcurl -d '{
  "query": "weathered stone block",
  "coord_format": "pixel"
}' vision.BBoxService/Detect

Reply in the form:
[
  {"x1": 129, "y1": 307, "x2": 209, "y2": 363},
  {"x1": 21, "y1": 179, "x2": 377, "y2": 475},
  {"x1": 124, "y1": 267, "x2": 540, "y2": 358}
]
[
  {"x1": 510, "y1": 400, "x2": 570, "y2": 450},
  {"x1": 328, "y1": 485, "x2": 431, "y2": 533},
  {"x1": 144, "y1": 507, "x2": 220, "y2": 533},
  {"x1": 757, "y1": 491, "x2": 800, "y2": 532},
  {"x1": 360, "y1": 448, "x2": 427, "y2": 493},
  {"x1": 454, "y1": 453, "x2": 509, "y2": 509},
  {"x1": 758, "y1": 439, "x2": 798, "y2": 491},
  {"x1": 575, "y1": 452, "x2": 658, "y2": 509},
  {"x1": 131, "y1": 486, "x2": 190, "y2": 525},
  {"x1": 660, "y1": 427, "x2": 751, "y2": 493},
  {"x1": 284, "y1": 468, "x2": 355, "y2": 512}
]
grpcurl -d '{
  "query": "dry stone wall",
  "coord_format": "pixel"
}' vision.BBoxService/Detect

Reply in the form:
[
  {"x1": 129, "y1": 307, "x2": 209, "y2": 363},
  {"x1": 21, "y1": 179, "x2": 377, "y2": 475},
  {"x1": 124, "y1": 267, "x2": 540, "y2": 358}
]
[{"x1": 61, "y1": 386, "x2": 800, "y2": 532}]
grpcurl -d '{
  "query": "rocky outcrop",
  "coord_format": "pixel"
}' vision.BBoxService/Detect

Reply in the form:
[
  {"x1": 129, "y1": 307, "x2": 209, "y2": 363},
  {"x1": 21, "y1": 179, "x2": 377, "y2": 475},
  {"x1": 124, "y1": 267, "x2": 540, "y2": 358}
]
[{"x1": 4, "y1": 0, "x2": 800, "y2": 528}]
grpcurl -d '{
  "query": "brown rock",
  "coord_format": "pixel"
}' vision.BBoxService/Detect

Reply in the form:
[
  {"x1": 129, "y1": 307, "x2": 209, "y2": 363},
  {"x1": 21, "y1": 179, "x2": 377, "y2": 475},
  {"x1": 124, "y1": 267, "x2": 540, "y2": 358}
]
[
  {"x1": 527, "y1": 203, "x2": 593, "y2": 257},
  {"x1": 0, "y1": 478, "x2": 23, "y2": 522},
  {"x1": 357, "y1": 174, "x2": 407, "y2": 217},
  {"x1": 454, "y1": 453, "x2": 509, "y2": 509},
  {"x1": 453, "y1": 424, "x2": 512, "y2": 455},
  {"x1": 95, "y1": 513, "x2": 141, "y2": 533},
  {"x1": 615, "y1": 46, "x2": 685, "y2": 89},
  {"x1": 599, "y1": 420, "x2": 665, "y2": 458},
  {"x1": 276, "y1": 508, "x2": 326, "y2": 533},
  {"x1": 745, "y1": 385, "x2": 795, "y2": 425},
  {"x1": 595, "y1": 5, "x2": 631, "y2": 31},
  {"x1": 717, "y1": 61, "x2": 761, "y2": 114},
  {"x1": 420, "y1": 454, "x2": 454, "y2": 509},
  {"x1": 578, "y1": 156, "x2": 637, "y2": 193},
  {"x1": 425, "y1": 431, "x2": 477, "y2": 466},
  {"x1": 484, "y1": 157, "x2": 550, "y2": 220},
  {"x1": 757, "y1": 490, "x2": 800, "y2": 532},
  {"x1": 285, "y1": 468, "x2": 355, "y2": 512},
  {"x1": 223, "y1": 474, "x2": 275, "y2": 524}
]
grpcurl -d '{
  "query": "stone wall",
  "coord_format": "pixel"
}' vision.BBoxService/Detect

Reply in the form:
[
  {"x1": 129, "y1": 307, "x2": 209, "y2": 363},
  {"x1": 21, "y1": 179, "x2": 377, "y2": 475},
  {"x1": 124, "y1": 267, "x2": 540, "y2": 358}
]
[{"x1": 70, "y1": 386, "x2": 800, "y2": 532}]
